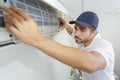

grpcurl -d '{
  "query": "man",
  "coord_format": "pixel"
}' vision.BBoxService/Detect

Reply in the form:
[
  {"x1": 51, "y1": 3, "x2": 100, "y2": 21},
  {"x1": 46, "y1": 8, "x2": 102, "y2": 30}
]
[{"x1": 2, "y1": 6, "x2": 115, "y2": 80}]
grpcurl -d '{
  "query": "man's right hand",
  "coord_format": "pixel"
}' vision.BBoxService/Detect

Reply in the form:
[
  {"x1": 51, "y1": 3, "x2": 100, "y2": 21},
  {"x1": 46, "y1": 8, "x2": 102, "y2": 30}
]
[{"x1": 2, "y1": 6, "x2": 45, "y2": 47}]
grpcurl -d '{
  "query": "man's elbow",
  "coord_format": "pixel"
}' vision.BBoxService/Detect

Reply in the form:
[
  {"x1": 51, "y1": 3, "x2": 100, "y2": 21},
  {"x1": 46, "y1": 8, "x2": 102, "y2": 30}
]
[
  {"x1": 84, "y1": 66, "x2": 97, "y2": 74},
  {"x1": 78, "y1": 63, "x2": 101, "y2": 74}
]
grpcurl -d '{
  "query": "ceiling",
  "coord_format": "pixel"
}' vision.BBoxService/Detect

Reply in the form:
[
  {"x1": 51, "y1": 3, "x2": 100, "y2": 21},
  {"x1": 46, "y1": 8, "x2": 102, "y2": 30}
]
[{"x1": 58, "y1": 0, "x2": 120, "y2": 19}]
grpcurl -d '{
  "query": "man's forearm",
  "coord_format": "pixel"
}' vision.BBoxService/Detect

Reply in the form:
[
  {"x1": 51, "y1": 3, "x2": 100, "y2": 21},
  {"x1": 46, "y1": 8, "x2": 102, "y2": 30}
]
[
  {"x1": 33, "y1": 37, "x2": 101, "y2": 73},
  {"x1": 66, "y1": 24, "x2": 74, "y2": 35}
]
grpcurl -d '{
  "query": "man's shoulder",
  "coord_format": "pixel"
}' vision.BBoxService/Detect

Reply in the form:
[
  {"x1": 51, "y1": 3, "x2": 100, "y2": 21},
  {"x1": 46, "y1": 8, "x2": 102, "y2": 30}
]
[{"x1": 92, "y1": 33, "x2": 112, "y2": 47}]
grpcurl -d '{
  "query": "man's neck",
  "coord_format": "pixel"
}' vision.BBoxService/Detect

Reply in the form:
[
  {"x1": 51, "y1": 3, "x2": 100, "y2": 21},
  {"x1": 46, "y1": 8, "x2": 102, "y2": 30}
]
[{"x1": 83, "y1": 32, "x2": 97, "y2": 47}]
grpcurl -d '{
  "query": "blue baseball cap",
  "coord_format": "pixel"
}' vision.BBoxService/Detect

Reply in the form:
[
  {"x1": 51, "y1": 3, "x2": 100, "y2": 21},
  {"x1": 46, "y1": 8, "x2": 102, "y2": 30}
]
[{"x1": 69, "y1": 11, "x2": 99, "y2": 29}]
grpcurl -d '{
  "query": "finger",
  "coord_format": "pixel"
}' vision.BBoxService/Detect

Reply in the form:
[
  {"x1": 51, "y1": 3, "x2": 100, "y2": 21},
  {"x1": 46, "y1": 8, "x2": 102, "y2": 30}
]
[
  {"x1": 58, "y1": 17, "x2": 65, "y2": 22},
  {"x1": 5, "y1": 15, "x2": 21, "y2": 30},
  {"x1": 2, "y1": 6, "x2": 25, "y2": 22},
  {"x1": 58, "y1": 18, "x2": 63, "y2": 26},
  {"x1": 58, "y1": 17, "x2": 65, "y2": 26},
  {"x1": 5, "y1": 22, "x2": 19, "y2": 36},
  {"x1": 10, "y1": 6, "x2": 31, "y2": 21}
]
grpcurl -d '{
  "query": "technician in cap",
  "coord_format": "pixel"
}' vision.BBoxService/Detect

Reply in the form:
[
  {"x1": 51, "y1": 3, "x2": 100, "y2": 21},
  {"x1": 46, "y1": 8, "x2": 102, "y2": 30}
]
[{"x1": 2, "y1": 6, "x2": 115, "y2": 80}]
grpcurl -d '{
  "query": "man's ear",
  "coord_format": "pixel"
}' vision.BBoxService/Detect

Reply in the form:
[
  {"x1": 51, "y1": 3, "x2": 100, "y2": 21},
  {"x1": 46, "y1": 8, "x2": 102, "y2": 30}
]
[{"x1": 92, "y1": 29, "x2": 97, "y2": 35}]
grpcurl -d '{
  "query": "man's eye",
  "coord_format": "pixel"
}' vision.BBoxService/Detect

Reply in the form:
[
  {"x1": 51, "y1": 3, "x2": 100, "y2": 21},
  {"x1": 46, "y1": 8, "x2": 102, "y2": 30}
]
[{"x1": 80, "y1": 29, "x2": 86, "y2": 32}]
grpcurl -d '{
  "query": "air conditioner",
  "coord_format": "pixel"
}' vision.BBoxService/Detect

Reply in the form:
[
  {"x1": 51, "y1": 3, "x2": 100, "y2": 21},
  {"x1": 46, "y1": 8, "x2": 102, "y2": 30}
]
[{"x1": 0, "y1": 0, "x2": 72, "y2": 47}]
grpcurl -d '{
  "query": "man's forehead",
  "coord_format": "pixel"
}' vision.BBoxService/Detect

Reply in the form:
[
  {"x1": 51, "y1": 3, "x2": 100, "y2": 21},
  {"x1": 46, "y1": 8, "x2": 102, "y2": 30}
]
[{"x1": 75, "y1": 23, "x2": 88, "y2": 29}]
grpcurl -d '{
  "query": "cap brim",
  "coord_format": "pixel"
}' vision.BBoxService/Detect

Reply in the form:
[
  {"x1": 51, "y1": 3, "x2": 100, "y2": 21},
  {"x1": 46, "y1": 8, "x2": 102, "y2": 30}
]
[
  {"x1": 69, "y1": 20, "x2": 92, "y2": 27},
  {"x1": 69, "y1": 21, "x2": 76, "y2": 24}
]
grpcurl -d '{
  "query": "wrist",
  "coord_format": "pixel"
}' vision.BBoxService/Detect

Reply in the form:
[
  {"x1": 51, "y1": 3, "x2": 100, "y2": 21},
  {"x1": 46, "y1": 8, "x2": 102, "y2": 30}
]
[{"x1": 31, "y1": 36, "x2": 46, "y2": 48}]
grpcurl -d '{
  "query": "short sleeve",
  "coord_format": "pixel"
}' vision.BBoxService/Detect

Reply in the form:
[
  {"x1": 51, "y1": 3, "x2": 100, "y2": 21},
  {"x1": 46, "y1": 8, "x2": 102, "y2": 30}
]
[{"x1": 90, "y1": 41, "x2": 115, "y2": 68}]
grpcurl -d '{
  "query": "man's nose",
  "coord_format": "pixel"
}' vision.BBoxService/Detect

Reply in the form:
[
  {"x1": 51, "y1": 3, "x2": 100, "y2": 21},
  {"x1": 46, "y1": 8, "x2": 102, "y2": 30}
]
[{"x1": 75, "y1": 30, "x2": 81, "y2": 36}]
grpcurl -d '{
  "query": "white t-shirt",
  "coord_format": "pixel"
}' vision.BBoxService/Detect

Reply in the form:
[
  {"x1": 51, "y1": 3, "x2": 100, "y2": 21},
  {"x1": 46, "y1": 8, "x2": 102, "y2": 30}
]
[{"x1": 78, "y1": 33, "x2": 115, "y2": 80}]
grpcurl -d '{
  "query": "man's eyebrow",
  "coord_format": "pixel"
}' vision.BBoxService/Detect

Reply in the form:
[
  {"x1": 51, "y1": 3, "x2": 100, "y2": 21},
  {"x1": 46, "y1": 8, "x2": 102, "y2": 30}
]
[
  {"x1": 78, "y1": 26, "x2": 87, "y2": 30},
  {"x1": 79, "y1": 27, "x2": 86, "y2": 29}
]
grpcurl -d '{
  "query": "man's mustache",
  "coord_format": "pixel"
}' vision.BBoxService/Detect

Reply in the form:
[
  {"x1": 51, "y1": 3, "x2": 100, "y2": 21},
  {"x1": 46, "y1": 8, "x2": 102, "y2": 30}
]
[{"x1": 75, "y1": 36, "x2": 81, "y2": 40}]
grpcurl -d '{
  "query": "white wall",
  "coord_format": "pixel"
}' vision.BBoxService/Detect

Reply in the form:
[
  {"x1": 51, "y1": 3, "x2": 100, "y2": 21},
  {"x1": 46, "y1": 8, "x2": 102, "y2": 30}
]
[{"x1": 98, "y1": 12, "x2": 120, "y2": 77}]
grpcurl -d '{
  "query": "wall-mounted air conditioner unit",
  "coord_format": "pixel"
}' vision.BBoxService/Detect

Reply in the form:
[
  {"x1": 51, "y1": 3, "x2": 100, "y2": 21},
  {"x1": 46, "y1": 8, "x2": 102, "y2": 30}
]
[{"x1": 0, "y1": 0, "x2": 72, "y2": 47}]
